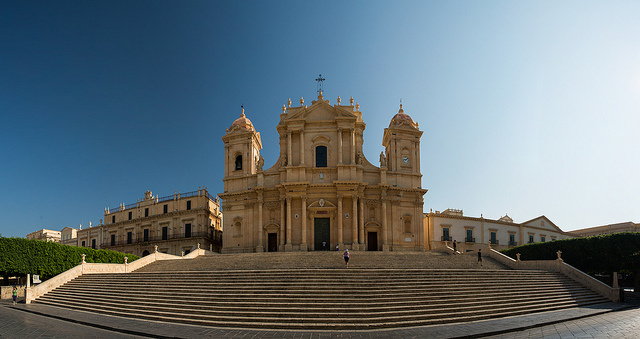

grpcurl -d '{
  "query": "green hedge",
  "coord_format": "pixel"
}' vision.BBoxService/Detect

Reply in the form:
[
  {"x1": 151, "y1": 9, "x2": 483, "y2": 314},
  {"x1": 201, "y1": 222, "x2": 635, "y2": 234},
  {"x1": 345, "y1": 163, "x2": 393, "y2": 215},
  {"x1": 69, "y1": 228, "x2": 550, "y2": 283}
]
[
  {"x1": 500, "y1": 232, "x2": 640, "y2": 290},
  {"x1": 0, "y1": 237, "x2": 139, "y2": 280}
]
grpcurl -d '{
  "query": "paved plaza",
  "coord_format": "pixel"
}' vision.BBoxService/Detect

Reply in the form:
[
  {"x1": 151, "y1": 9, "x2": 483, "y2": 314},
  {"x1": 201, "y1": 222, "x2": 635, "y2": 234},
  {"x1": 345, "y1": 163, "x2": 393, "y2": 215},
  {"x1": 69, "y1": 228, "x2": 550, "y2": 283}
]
[{"x1": 1, "y1": 298, "x2": 639, "y2": 338}]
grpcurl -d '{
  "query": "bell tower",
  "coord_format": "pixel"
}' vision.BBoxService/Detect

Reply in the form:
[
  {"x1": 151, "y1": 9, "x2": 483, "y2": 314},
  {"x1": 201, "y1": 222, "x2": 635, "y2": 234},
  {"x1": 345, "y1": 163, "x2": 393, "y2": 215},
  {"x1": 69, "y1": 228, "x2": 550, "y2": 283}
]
[
  {"x1": 222, "y1": 108, "x2": 262, "y2": 192},
  {"x1": 382, "y1": 103, "x2": 423, "y2": 188}
]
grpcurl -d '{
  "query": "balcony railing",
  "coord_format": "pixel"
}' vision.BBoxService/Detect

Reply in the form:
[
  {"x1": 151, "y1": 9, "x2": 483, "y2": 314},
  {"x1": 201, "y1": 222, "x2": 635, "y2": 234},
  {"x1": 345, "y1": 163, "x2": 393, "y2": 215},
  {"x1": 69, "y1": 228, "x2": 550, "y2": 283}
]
[
  {"x1": 509, "y1": 241, "x2": 518, "y2": 246},
  {"x1": 490, "y1": 239, "x2": 499, "y2": 245},
  {"x1": 105, "y1": 189, "x2": 220, "y2": 216},
  {"x1": 465, "y1": 237, "x2": 475, "y2": 243},
  {"x1": 441, "y1": 236, "x2": 451, "y2": 241},
  {"x1": 102, "y1": 230, "x2": 222, "y2": 248}
]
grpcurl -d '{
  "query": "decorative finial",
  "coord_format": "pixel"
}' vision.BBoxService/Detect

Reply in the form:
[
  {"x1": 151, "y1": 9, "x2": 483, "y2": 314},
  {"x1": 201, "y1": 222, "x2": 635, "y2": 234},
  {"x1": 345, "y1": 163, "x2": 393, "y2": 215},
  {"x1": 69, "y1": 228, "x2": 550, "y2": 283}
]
[
  {"x1": 398, "y1": 99, "x2": 404, "y2": 113},
  {"x1": 241, "y1": 104, "x2": 245, "y2": 117},
  {"x1": 300, "y1": 97, "x2": 304, "y2": 106},
  {"x1": 337, "y1": 96, "x2": 341, "y2": 105},
  {"x1": 355, "y1": 102, "x2": 360, "y2": 110},
  {"x1": 287, "y1": 98, "x2": 292, "y2": 107},
  {"x1": 349, "y1": 96, "x2": 354, "y2": 106},
  {"x1": 282, "y1": 104, "x2": 286, "y2": 114},
  {"x1": 315, "y1": 74, "x2": 325, "y2": 95}
]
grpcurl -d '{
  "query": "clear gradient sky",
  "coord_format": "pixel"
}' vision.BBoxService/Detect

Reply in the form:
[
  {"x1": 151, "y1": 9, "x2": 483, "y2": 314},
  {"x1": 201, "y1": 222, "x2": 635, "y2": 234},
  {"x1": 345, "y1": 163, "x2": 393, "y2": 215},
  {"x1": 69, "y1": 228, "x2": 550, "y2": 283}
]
[{"x1": 1, "y1": 1, "x2": 639, "y2": 238}]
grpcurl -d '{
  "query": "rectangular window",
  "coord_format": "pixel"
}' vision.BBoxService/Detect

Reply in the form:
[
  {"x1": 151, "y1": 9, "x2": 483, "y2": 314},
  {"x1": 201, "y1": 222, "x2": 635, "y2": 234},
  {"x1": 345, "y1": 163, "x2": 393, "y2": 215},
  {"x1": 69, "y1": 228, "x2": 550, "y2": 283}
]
[
  {"x1": 111, "y1": 234, "x2": 116, "y2": 246},
  {"x1": 91, "y1": 239, "x2": 96, "y2": 249},
  {"x1": 186, "y1": 201, "x2": 191, "y2": 210},
  {"x1": 128, "y1": 211, "x2": 132, "y2": 220},
  {"x1": 112, "y1": 215, "x2": 115, "y2": 223},
  {"x1": 490, "y1": 232, "x2": 497, "y2": 244},
  {"x1": 466, "y1": 230, "x2": 474, "y2": 242},
  {"x1": 127, "y1": 231, "x2": 132, "y2": 244},
  {"x1": 162, "y1": 226, "x2": 168, "y2": 240},
  {"x1": 442, "y1": 228, "x2": 450, "y2": 241},
  {"x1": 185, "y1": 223, "x2": 191, "y2": 238},
  {"x1": 509, "y1": 234, "x2": 515, "y2": 246},
  {"x1": 143, "y1": 229, "x2": 149, "y2": 242},
  {"x1": 164, "y1": 204, "x2": 168, "y2": 214},
  {"x1": 145, "y1": 208, "x2": 149, "y2": 217},
  {"x1": 316, "y1": 146, "x2": 327, "y2": 167},
  {"x1": 541, "y1": 236, "x2": 545, "y2": 242},
  {"x1": 82, "y1": 241, "x2": 85, "y2": 247},
  {"x1": 529, "y1": 235, "x2": 534, "y2": 244}
]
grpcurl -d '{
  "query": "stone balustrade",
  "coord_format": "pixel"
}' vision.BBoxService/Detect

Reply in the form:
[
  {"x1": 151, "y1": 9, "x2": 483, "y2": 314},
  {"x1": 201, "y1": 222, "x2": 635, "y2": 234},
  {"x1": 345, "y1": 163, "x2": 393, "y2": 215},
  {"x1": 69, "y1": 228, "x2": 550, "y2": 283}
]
[{"x1": 486, "y1": 247, "x2": 620, "y2": 302}]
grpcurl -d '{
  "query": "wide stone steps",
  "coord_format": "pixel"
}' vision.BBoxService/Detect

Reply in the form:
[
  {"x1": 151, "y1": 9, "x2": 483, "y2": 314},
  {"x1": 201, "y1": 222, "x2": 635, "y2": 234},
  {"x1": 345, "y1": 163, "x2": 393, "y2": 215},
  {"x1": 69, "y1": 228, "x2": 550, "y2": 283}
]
[{"x1": 35, "y1": 264, "x2": 610, "y2": 329}]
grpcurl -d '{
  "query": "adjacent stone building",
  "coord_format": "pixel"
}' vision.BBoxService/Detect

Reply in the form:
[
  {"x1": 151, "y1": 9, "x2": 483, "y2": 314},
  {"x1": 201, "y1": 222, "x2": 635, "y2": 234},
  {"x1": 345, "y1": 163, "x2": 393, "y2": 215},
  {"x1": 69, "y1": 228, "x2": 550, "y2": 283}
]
[
  {"x1": 425, "y1": 208, "x2": 575, "y2": 252},
  {"x1": 25, "y1": 229, "x2": 61, "y2": 242},
  {"x1": 75, "y1": 188, "x2": 222, "y2": 256},
  {"x1": 571, "y1": 221, "x2": 639, "y2": 237},
  {"x1": 220, "y1": 92, "x2": 426, "y2": 253}
]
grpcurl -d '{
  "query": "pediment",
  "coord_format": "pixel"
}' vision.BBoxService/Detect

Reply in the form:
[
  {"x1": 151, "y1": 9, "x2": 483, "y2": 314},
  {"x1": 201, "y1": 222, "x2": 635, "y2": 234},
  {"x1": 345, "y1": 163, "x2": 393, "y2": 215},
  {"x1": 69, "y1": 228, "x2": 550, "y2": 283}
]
[
  {"x1": 521, "y1": 215, "x2": 564, "y2": 233},
  {"x1": 285, "y1": 99, "x2": 356, "y2": 122}
]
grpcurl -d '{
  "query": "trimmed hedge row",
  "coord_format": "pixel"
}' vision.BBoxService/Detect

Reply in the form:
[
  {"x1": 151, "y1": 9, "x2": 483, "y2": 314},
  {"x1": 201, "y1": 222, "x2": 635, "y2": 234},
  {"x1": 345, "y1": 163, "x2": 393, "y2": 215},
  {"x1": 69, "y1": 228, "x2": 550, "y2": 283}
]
[
  {"x1": 0, "y1": 237, "x2": 139, "y2": 280},
  {"x1": 500, "y1": 232, "x2": 640, "y2": 290}
]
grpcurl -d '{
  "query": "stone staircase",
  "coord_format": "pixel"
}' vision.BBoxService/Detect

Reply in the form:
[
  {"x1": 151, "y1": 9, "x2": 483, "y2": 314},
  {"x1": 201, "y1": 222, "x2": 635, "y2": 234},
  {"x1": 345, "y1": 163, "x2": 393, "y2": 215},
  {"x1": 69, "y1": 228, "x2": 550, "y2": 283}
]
[{"x1": 33, "y1": 252, "x2": 610, "y2": 329}]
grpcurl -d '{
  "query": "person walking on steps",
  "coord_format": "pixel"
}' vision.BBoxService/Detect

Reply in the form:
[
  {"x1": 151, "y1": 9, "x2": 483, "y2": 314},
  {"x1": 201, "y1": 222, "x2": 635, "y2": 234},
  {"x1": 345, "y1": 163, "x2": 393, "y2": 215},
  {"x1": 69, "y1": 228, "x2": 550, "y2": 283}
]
[
  {"x1": 343, "y1": 249, "x2": 350, "y2": 267},
  {"x1": 452, "y1": 240, "x2": 457, "y2": 254},
  {"x1": 477, "y1": 248, "x2": 483, "y2": 266},
  {"x1": 12, "y1": 286, "x2": 17, "y2": 305}
]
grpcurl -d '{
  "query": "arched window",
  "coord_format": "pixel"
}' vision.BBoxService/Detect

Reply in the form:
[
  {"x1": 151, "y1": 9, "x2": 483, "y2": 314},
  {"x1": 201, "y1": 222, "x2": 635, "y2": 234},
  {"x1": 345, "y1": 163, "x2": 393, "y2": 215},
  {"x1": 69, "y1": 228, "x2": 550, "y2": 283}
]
[
  {"x1": 235, "y1": 155, "x2": 242, "y2": 170},
  {"x1": 316, "y1": 146, "x2": 327, "y2": 167},
  {"x1": 404, "y1": 216, "x2": 412, "y2": 233}
]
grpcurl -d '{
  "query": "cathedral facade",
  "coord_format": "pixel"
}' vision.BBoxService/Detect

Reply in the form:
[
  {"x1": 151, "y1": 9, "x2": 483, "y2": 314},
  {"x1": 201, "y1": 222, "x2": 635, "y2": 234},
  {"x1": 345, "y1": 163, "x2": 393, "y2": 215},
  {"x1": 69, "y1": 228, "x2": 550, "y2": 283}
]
[{"x1": 219, "y1": 92, "x2": 426, "y2": 253}]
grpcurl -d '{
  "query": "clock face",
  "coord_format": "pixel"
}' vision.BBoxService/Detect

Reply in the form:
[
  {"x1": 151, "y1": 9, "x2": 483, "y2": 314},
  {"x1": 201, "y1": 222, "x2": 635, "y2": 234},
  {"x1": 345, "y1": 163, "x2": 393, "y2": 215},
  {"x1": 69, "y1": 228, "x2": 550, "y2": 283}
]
[{"x1": 402, "y1": 156, "x2": 409, "y2": 163}]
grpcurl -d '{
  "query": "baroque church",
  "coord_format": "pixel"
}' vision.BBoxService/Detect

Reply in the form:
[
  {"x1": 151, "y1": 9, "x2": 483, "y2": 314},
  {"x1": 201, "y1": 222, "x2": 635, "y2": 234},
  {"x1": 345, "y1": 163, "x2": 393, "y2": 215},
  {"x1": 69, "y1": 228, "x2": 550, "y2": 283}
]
[{"x1": 219, "y1": 91, "x2": 426, "y2": 253}]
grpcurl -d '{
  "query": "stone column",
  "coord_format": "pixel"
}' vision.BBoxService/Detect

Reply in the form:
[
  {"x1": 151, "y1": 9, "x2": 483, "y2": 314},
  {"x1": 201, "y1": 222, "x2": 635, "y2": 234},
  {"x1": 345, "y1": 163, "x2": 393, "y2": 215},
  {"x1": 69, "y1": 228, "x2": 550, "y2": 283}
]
[
  {"x1": 287, "y1": 131, "x2": 292, "y2": 167},
  {"x1": 286, "y1": 197, "x2": 292, "y2": 251},
  {"x1": 359, "y1": 198, "x2": 365, "y2": 250},
  {"x1": 351, "y1": 128, "x2": 356, "y2": 164},
  {"x1": 416, "y1": 141, "x2": 421, "y2": 174},
  {"x1": 301, "y1": 196, "x2": 307, "y2": 251},
  {"x1": 299, "y1": 131, "x2": 305, "y2": 165},
  {"x1": 337, "y1": 128, "x2": 343, "y2": 164},
  {"x1": 352, "y1": 196, "x2": 358, "y2": 248},
  {"x1": 280, "y1": 198, "x2": 285, "y2": 248},
  {"x1": 256, "y1": 198, "x2": 263, "y2": 252},
  {"x1": 337, "y1": 195, "x2": 343, "y2": 246},
  {"x1": 382, "y1": 198, "x2": 389, "y2": 251}
]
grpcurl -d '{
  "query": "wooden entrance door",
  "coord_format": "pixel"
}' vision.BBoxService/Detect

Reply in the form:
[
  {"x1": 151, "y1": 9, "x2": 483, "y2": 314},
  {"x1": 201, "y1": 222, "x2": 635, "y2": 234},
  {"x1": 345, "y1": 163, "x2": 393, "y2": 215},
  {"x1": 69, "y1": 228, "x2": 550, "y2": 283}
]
[
  {"x1": 367, "y1": 231, "x2": 378, "y2": 251},
  {"x1": 268, "y1": 233, "x2": 278, "y2": 252},
  {"x1": 314, "y1": 218, "x2": 330, "y2": 250}
]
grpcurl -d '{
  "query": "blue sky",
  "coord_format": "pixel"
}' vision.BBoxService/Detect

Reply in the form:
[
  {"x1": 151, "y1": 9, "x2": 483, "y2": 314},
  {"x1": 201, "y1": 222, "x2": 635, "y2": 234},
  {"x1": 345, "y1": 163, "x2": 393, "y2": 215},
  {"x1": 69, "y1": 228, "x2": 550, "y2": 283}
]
[{"x1": 1, "y1": 1, "x2": 638, "y2": 238}]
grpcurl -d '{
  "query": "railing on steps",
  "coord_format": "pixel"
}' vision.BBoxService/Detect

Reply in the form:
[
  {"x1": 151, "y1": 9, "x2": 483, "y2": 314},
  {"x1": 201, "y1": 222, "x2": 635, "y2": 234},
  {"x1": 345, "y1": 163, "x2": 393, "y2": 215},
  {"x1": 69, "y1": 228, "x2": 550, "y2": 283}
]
[
  {"x1": 26, "y1": 245, "x2": 213, "y2": 304},
  {"x1": 486, "y1": 247, "x2": 620, "y2": 302}
]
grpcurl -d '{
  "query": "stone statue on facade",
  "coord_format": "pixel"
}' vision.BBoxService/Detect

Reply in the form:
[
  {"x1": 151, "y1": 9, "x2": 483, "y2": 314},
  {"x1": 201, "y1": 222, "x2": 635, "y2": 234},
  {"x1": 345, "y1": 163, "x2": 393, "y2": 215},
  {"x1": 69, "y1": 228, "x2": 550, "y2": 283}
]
[
  {"x1": 257, "y1": 155, "x2": 264, "y2": 171},
  {"x1": 144, "y1": 190, "x2": 153, "y2": 200},
  {"x1": 281, "y1": 153, "x2": 288, "y2": 167},
  {"x1": 356, "y1": 152, "x2": 363, "y2": 165},
  {"x1": 379, "y1": 151, "x2": 387, "y2": 168}
]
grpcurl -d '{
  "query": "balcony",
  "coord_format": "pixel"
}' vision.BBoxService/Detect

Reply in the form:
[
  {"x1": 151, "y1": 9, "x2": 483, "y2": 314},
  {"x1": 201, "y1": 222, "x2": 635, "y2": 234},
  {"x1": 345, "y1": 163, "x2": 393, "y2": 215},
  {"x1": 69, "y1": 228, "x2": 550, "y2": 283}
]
[
  {"x1": 509, "y1": 241, "x2": 518, "y2": 246},
  {"x1": 490, "y1": 239, "x2": 499, "y2": 245},
  {"x1": 441, "y1": 235, "x2": 451, "y2": 241},
  {"x1": 465, "y1": 237, "x2": 475, "y2": 243}
]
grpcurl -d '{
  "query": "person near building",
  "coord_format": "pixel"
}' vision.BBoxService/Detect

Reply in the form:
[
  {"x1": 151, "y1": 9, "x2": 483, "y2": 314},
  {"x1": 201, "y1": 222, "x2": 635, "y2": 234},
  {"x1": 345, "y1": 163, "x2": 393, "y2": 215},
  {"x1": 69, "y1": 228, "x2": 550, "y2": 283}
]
[
  {"x1": 12, "y1": 286, "x2": 18, "y2": 305},
  {"x1": 452, "y1": 240, "x2": 457, "y2": 254},
  {"x1": 477, "y1": 248, "x2": 483, "y2": 266},
  {"x1": 343, "y1": 249, "x2": 350, "y2": 267}
]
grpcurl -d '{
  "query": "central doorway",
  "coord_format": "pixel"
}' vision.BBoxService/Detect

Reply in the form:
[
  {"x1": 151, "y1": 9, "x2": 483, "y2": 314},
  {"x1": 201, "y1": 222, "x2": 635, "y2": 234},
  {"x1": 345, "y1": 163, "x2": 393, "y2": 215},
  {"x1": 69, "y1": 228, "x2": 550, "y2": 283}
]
[
  {"x1": 367, "y1": 231, "x2": 378, "y2": 251},
  {"x1": 267, "y1": 233, "x2": 278, "y2": 252},
  {"x1": 314, "y1": 218, "x2": 330, "y2": 250}
]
